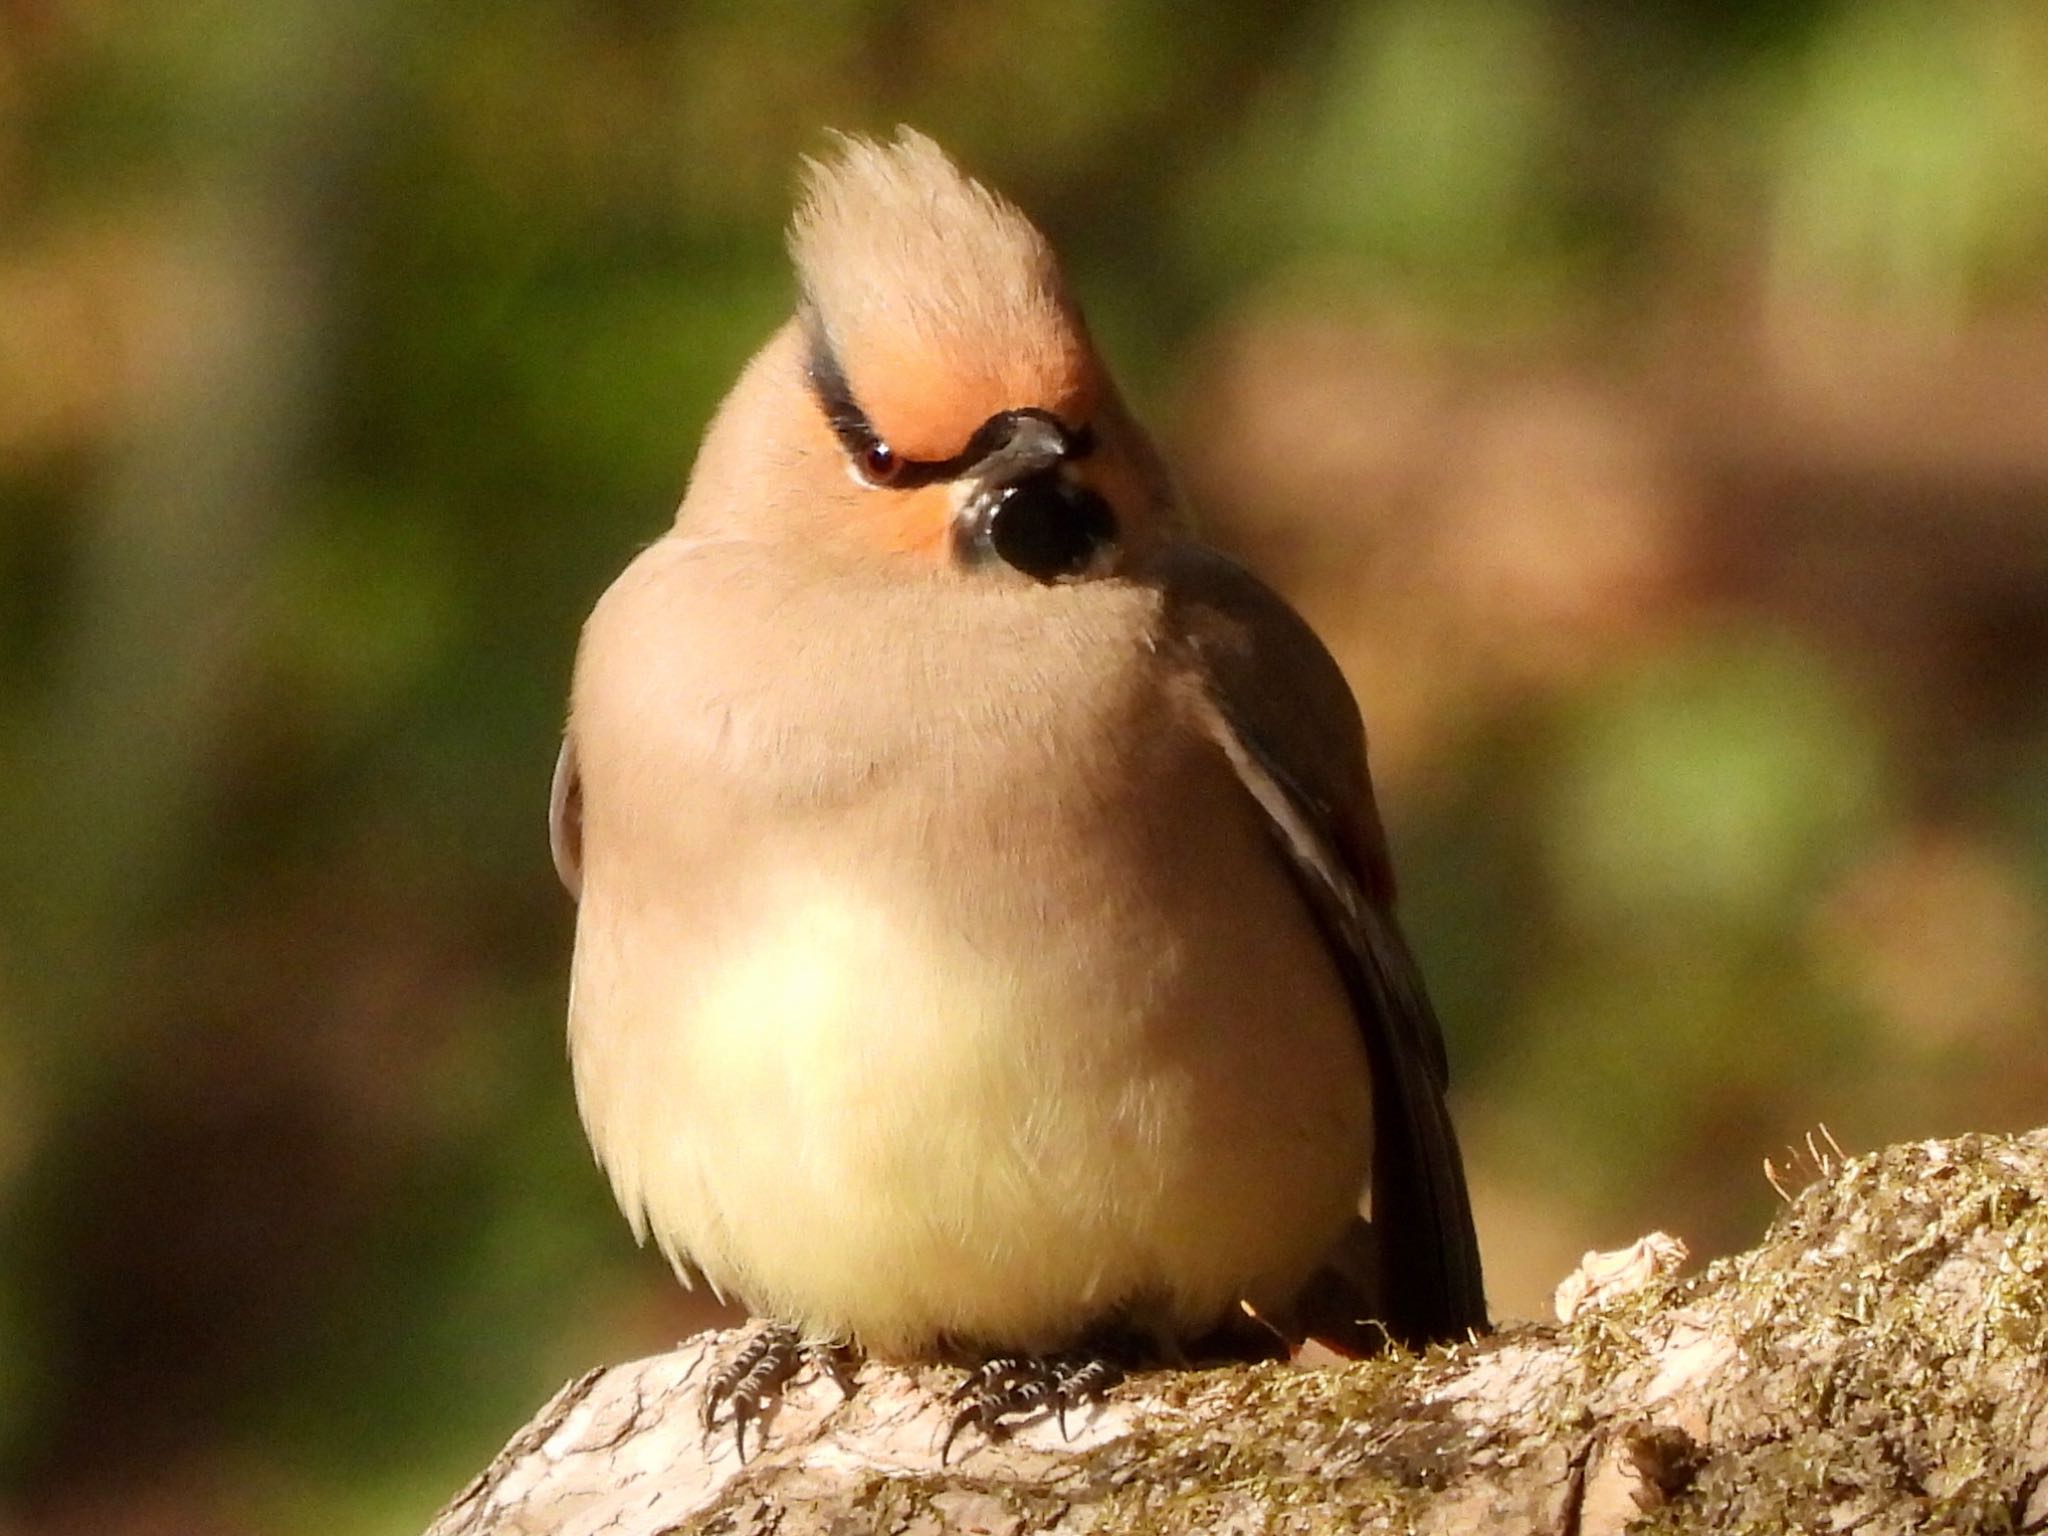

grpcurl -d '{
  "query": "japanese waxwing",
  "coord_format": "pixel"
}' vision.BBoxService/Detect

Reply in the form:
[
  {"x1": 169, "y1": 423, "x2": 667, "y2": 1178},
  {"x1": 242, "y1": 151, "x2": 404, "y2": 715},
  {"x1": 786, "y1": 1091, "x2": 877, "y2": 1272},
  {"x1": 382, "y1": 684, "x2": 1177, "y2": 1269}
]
[{"x1": 550, "y1": 129, "x2": 1485, "y2": 1411}]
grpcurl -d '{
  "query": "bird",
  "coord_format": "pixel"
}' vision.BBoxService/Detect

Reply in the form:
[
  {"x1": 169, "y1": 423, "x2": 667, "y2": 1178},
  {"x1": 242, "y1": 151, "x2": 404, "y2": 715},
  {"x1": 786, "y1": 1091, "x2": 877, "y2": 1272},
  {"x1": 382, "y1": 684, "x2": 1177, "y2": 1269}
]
[{"x1": 549, "y1": 128, "x2": 1486, "y2": 1451}]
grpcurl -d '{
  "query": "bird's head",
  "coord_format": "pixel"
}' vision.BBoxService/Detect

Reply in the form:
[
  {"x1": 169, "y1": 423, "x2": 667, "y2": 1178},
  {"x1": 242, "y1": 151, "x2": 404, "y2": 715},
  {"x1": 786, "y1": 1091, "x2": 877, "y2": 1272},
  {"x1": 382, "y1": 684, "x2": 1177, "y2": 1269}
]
[{"x1": 680, "y1": 130, "x2": 1175, "y2": 580}]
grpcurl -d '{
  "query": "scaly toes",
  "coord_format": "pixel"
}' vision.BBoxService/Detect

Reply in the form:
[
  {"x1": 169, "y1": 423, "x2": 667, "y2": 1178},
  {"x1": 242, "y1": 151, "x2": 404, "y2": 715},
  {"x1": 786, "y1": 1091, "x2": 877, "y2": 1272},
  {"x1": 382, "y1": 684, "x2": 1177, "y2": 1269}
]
[
  {"x1": 941, "y1": 1352, "x2": 1126, "y2": 1461},
  {"x1": 702, "y1": 1323, "x2": 803, "y2": 1457}
]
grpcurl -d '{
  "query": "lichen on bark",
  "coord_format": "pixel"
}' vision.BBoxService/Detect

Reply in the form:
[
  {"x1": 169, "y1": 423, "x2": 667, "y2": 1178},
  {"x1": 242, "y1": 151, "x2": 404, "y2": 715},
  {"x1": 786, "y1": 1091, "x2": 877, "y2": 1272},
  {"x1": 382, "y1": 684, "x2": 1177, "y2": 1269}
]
[{"x1": 425, "y1": 1128, "x2": 2048, "y2": 1535}]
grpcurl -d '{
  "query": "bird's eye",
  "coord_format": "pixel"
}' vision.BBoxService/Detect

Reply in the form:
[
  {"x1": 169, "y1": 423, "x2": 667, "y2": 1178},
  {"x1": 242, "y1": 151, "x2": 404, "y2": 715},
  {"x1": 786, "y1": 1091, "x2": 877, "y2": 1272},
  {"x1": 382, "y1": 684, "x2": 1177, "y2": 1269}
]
[{"x1": 858, "y1": 441, "x2": 901, "y2": 486}]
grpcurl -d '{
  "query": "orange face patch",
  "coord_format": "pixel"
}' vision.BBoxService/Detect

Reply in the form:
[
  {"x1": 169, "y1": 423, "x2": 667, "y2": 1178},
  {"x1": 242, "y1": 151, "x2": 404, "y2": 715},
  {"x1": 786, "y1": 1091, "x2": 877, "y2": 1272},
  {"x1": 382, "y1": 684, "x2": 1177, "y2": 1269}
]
[
  {"x1": 842, "y1": 324, "x2": 1100, "y2": 465},
  {"x1": 857, "y1": 481, "x2": 957, "y2": 558}
]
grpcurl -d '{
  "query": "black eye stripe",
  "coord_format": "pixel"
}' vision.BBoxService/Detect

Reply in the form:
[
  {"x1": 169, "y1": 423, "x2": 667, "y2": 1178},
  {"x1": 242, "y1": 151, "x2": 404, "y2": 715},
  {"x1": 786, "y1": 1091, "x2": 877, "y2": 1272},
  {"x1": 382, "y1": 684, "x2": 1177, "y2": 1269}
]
[
  {"x1": 803, "y1": 322, "x2": 880, "y2": 454},
  {"x1": 801, "y1": 317, "x2": 1093, "y2": 487}
]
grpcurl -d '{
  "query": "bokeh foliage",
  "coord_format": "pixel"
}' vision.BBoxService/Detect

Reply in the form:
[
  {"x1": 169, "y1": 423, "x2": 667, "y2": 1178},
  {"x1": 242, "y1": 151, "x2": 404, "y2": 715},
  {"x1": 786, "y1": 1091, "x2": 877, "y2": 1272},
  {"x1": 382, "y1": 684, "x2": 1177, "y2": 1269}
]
[{"x1": 2, "y1": 2, "x2": 2046, "y2": 1531}]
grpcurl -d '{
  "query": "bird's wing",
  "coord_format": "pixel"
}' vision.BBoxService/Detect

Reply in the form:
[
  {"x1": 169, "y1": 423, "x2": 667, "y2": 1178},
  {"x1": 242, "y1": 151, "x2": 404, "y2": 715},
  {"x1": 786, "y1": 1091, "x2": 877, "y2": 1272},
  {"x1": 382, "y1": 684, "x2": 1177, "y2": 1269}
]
[
  {"x1": 1154, "y1": 544, "x2": 1487, "y2": 1349},
  {"x1": 550, "y1": 734, "x2": 583, "y2": 900}
]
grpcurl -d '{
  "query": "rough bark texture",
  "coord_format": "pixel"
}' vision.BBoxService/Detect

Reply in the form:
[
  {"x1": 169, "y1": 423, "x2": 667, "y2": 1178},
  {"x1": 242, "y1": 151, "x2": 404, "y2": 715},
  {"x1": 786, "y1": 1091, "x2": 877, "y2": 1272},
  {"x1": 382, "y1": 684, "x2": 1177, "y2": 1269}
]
[{"x1": 426, "y1": 1129, "x2": 2048, "y2": 1535}]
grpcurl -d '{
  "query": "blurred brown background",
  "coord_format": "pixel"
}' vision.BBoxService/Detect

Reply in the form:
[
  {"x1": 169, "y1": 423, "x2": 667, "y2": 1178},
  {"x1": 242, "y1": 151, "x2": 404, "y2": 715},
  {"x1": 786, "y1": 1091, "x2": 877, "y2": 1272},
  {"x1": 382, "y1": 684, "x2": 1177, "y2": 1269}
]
[{"x1": 2, "y1": 1, "x2": 2045, "y2": 1531}]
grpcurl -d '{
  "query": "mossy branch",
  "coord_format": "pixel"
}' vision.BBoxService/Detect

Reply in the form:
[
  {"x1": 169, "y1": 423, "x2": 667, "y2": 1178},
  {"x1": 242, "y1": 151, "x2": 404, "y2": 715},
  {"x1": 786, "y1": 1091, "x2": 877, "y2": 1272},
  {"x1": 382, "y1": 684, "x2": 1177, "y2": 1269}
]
[{"x1": 424, "y1": 1129, "x2": 2048, "y2": 1535}]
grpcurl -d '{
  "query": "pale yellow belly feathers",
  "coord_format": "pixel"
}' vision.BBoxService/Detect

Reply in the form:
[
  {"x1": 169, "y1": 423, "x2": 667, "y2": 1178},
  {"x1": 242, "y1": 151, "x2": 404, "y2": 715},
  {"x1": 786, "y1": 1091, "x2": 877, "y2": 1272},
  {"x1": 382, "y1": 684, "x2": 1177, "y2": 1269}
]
[
  {"x1": 569, "y1": 838, "x2": 1371, "y2": 1356},
  {"x1": 564, "y1": 537, "x2": 1376, "y2": 1357}
]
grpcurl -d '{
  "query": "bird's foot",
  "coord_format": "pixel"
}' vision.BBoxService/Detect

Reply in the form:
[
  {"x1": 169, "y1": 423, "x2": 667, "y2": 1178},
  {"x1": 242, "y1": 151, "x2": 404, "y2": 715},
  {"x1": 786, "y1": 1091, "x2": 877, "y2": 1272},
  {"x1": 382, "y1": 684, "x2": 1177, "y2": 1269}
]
[
  {"x1": 701, "y1": 1322, "x2": 857, "y2": 1458},
  {"x1": 941, "y1": 1351, "x2": 1126, "y2": 1462}
]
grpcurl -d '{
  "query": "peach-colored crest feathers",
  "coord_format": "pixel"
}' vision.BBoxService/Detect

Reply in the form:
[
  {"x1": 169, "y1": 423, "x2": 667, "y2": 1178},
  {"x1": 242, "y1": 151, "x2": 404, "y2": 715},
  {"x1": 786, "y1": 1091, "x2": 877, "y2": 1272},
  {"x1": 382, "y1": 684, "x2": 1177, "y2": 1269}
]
[{"x1": 790, "y1": 130, "x2": 1097, "y2": 461}]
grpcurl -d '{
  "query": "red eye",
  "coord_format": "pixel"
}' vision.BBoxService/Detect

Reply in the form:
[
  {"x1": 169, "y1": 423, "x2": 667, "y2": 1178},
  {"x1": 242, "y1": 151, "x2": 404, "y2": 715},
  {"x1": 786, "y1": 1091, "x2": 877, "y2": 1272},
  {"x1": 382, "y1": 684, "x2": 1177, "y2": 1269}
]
[{"x1": 859, "y1": 441, "x2": 901, "y2": 485}]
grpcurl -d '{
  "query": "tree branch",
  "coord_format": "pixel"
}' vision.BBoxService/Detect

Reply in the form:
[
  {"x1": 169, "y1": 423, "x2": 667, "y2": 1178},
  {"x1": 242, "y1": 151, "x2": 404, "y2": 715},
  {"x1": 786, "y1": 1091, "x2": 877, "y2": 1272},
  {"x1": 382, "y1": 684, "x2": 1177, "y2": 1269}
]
[{"x1": 426, "y1": 1128, "x2": 2048, "y2": 1534}]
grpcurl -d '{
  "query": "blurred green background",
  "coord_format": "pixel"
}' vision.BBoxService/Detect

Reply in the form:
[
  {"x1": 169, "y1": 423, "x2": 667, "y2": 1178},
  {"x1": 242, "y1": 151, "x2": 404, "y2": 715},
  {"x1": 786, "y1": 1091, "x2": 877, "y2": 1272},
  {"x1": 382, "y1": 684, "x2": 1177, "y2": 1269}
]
[{"x1": 3, "y1": 1, "x2": 2046, "y2": 1530}]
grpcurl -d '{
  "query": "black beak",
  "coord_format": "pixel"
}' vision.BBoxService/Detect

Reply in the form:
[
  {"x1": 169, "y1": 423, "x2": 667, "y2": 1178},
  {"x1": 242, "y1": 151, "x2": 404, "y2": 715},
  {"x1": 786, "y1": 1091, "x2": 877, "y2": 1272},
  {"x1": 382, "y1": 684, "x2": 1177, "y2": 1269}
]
[
  {"x1": 971, "y1": 412, "x2": 1071, "y2": 485},
  {"x1": 954, "y1": 412, "x2": 1117, "y2": 582}
]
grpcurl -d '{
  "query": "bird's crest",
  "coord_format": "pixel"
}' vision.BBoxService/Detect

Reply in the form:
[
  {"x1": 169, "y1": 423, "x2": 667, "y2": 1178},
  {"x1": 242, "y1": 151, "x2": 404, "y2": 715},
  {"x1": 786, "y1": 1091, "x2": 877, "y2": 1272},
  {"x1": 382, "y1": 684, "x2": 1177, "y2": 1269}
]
[{"x1": 789, "y1": 130, "x2": 1098, "y2": 462}]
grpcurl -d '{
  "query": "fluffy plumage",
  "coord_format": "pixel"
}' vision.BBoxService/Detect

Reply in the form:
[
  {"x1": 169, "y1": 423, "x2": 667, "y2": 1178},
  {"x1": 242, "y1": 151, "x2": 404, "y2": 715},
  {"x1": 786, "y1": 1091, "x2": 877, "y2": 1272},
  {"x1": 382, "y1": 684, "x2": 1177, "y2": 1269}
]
[
  {"x1": 790, "y1": 129, "x2": 1096, "y2": 462},
  {"x1": 554, "y1": 131, "x2": 1486, "y2": 1360}
]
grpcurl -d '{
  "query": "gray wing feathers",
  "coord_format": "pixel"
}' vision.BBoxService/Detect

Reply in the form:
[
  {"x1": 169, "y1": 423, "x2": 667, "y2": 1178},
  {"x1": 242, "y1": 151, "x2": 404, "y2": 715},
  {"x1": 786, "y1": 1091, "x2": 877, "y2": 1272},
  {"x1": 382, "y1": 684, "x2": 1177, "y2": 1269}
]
[{"x1": 1156, "y1": 545, "x2": 1487, "y2": 1347}]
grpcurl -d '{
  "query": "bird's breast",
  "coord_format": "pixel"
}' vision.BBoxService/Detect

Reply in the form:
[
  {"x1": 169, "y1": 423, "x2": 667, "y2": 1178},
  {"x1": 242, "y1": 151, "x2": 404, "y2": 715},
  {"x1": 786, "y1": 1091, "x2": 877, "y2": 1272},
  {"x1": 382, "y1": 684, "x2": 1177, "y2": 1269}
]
[{"x1": 564, "y1": 535, "x2": 1373, "y2": 1352}]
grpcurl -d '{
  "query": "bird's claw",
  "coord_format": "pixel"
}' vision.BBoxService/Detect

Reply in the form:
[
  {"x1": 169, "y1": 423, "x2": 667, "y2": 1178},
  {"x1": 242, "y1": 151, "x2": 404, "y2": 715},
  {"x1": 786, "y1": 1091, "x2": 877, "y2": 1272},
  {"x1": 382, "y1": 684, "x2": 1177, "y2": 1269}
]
[
  {"x1": 940, "y1": 1352, "x2": 1125, "y2": 1462},
  {"x1": 701, "y1": 1322, "x2": 805, "y2": 1459}
]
